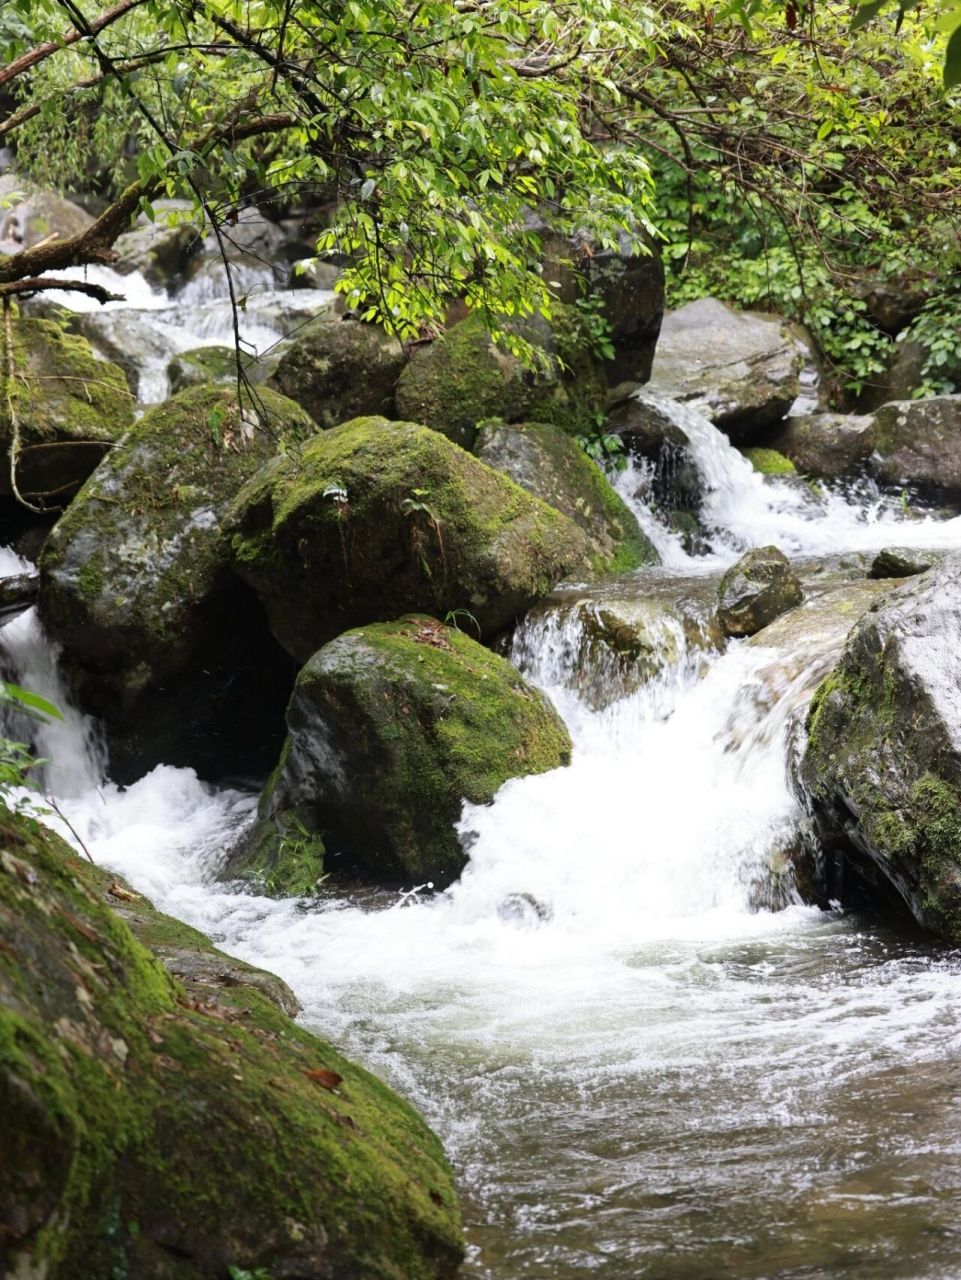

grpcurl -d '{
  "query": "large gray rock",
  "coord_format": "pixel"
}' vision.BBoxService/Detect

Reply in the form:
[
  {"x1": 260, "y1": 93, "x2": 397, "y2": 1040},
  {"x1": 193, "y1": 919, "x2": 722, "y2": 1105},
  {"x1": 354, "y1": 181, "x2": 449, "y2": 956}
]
[
  {"x1": 225, "y1": 617, "x2": 572, "y2": 892},
  {"x1": 646, "y1": 298, "x2": 805, "y2": 440},
  {"x1": 717, "y1": 546, "x2": 803, "y2": 637},
  {"x1": 0, "y1": 175, "x2": 93, "y2": 252},
  {"x1": 113, "y1": 212, "x2": 201, "y2": 290},
  {"x1": 870, "y1": 396, "x2": 961, "y2": 496},
  {"x1": 766, "y1": 412, "x2": 877, "y2": 479},
  {"x1": 799, "y1": 554, "x2": 961, "y2": 941},
  {"x1": 39, "y1": 385, "x2": 313, "y2": 780},
  {"x1": 226, "y1": 415, "x2": 593, "y2": 662},
  {"x1": 473, "y1": 420, "x2": 657, "y2": 572},
  {"x1": 268, "y1": 316, "x2": 406, "y2": 429}
]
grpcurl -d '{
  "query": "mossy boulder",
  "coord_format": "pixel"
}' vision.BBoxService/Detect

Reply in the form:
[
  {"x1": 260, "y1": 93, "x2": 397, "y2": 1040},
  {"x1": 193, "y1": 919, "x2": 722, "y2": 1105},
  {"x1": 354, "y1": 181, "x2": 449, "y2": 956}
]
[
  {"x1": 766, "y1": 412, "x2": 877, "y2": 479},
  {"x1": 39, "y1": 385, "x2": 313, "y2": 781},
  {"x1": 166, "y1": 345, "x2": 237, "y2": 394},
  {"x1": 473, "y1": 420, "x2": 658, "y2": 573},
  {"x1": 869, "y1": 546, "x2": 938, "y2": 579},
  {"x1": 0, "y1": 805, "x2": 463, "y2": 1278},
  {"x1": 226, "y1": 616, "x2": 572, "y2": 890},
  {"x1": 2, "y1": 317, "x2": 132, "y2": 505},
  {"x1": 870, "y1": 396, "x2": 961, "y2": 497},
  {"x1": 716, "y1": 545, "x2": 803, "y2": 637},
  {"x1": 268, "y1": 315, "x2": 406, "y2": 428},
  {"x1": 394, "y1": 313, "x2": 565, "y2": 449},
  {"x1": 227, "y1": 415, "x2": 593, "y2": 662},
  {"x1": 798, "y1": 553, "x2": 961, "y2": 941}
]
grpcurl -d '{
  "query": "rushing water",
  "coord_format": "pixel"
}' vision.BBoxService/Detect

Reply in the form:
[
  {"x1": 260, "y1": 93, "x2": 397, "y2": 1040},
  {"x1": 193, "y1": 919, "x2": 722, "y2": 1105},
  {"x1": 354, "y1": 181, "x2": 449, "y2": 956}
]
[{"x1": 6, "y1": 390, "x2": 961, "y2": 1278}]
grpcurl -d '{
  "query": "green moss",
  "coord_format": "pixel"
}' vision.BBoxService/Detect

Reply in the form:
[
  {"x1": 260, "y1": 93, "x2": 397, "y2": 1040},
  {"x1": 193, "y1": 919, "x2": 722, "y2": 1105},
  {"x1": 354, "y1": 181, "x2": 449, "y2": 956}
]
[
  {"x1": 740, "y1": 447, "x2": 797, "y2": 476},
  {"x1": 75, "y1": 552, "x2": 105, "y2": 603},
  {"x1": 0, "y1": 807, "x2": 463, "y2": 1278}
]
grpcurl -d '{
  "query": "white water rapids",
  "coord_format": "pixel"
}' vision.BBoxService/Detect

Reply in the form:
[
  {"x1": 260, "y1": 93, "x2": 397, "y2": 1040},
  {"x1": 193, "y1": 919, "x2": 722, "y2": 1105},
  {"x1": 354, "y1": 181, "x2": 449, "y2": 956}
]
[{"x1": 7, "y1": 398, "x2": 961, "y2": 1277}]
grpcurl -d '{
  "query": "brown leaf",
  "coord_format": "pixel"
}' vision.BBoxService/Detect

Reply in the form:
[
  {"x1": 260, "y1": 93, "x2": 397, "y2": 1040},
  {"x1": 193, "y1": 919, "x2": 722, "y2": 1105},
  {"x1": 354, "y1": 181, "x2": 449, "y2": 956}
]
[
  {"x1": 108, "y1": 881, "x2": 140, "y2": 902},
  {"x1": 303, "y1": 1067, "x2": 343, "y2": 1091}
]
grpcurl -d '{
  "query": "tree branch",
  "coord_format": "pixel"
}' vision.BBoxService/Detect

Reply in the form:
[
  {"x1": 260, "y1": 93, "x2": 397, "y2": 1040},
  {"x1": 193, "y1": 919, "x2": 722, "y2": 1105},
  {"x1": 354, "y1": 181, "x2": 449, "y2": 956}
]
[{"x1": 0, "y1": 0, "x2": 146, "y2": 89}]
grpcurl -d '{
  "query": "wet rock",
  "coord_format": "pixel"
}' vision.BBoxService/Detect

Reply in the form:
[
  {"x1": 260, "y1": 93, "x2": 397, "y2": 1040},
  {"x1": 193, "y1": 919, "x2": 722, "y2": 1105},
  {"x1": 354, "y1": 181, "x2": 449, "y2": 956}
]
[
  {"x1": 167, "y1": 344, "x2": 238, "y2": 393},
  {"x1": 72, "y1": 309, "x2": 174, "y2": 399},
  {"x1": 227, "y1": 415, "x2": 593, "y2": 662},
  {"x1": 606, "y1": 388, "x2": 705, "y2": 537},
  {"x1": 114, "y1": 213, "x2": 201, "y2": 289},
  {"x1": 0, "y1": 572, "x2": 38, "y2": 624},
  {"x1": 227, "y1": 617, "x2": 572, "y2": 890},
  {"x1": 798, "y1": 553, "x2": 961, "y2": 941},
  {"x1": 39, "y1": 385, "x2": 313, "y2": 781},
  {"x1": 717, "y1": 546, "x2": 803, "y2": 637},
  {"x1": 0, "y1": 806, "x2": 463, "y2": 1279},
  {"x1": 766, "y1": 412, "x2": 877, "y2": 479},
  {"x1": 268, "y1": 315, "x2": 405, "y2": 429},
  {"x1": 646, "y1": 298, "x2": 805, "y2": 440},
  {"x1": 0, "y1": 175, "x2": 93, "y2": 251},
  {"x1": 518, "y1": 574, "x2": 724, "y2": 709},
  {"x1": 473, "y1": 419, "x2": 658, "y2": 572},
  {"x1": 869, "y1": 547, "x2": 938, "y2": 579},
  {"x1": 0, "y1": 318, "x2": 131, "y2": 507},
  {"x1": 870, "y1": 396, "x2": 961, "y2": 496},
  {"x1": 606, "y1": 383, "x2": 690, "y2": 457}
]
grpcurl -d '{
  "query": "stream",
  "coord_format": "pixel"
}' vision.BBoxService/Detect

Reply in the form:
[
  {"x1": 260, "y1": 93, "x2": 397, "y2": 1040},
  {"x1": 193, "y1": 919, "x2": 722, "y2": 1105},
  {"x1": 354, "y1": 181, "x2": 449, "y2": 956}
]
[{"x1": 7, "y1": 274, "x2": 961, "y2": 1278}]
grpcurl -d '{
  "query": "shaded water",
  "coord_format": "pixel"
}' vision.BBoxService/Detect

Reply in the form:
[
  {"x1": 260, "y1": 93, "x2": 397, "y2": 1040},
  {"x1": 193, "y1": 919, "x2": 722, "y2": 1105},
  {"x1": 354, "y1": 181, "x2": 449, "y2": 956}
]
[{"x1": 6, "y1": 390, "x2": 961, "y2": 1277}]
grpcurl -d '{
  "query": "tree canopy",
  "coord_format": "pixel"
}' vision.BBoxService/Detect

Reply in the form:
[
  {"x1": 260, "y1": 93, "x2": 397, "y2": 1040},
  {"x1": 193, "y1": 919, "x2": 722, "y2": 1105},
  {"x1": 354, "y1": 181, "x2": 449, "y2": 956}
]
[{"x1": 0, "y1": 0, "x2": 957, "y2": 379}]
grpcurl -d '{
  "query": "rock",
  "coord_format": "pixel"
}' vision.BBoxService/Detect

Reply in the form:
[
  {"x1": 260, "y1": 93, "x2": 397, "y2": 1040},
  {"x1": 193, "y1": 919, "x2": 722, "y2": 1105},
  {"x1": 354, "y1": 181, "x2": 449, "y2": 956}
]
[
  {"x1": 0, "y1": 806, "x2": 463, "y2": 1279},
  {"x1": 646, "y1": 298, "x2": 804, "y2": 440},
  {"x1": 0, "y1": 572, "x2": 38, "y2": 625},
  {"x1": 766, "y1": 412, "x2": 877, "y2": 479},
  {"x1": 473, "y1": 419, "x2": 658, "y2": 572},
  {"x1": 850, "y1": 273, "x2": 928, "y2": 335},
  {"x1": 858, "y1": 339, "x2": 930, "y2": 412},
  {"x1": 798, "y1": 553, "x2": 961, "y2": 941},
  {"x1": 606, "y1": 383, "x2": 691, "y2": 457},
  {"x1": 227, "y1": 415, "x2": 593, "y2": 662},
  {"x1": 0, "y1": 318, "x2": 132, "y2": 506},
  {"x1": 167, "y1": 345, "x2": 238, "y2": 394},
  {"x1": 717, "y1": 546, "x2": 803, "y2": 637},
  {"x1": 71, "y1": 309, "x2": 175, "y2": 400},
  {"x1": 39, "y1": 385, "x2": 314, "y2": 781},
  {"x1": 0, "y1": 175, "x2": 93, "y2": 251},
  {"x1": 605, "y1": 388, "x2": 705, "y2": 537},
  {"x1": 869, "y1": 547, "x2": 938, "y2": 579},
  {"x1": 113, "y1": 215, "x2": 201, "y2": 290},
  {"x1": 740, "y1": 447, "x2": 797, "y2": 477},
  {"x1": 870, "y1": 396, "x2": 961, "y2": 496},
  {"x1": 518, "y1": 574, "x2": 724, "y2": 709},
  {"x1": 268, "y1": 315, "x2": 406, "y2": 429},
  {"x1": 394, "y1": 312, "x2": 564, "y2": 449},
  {"x1": 227, "y1": 616, "x2": 572, "y2": 890},
  {"x1": 536, "y1": 222, "x2": 665, "y2": 383}
]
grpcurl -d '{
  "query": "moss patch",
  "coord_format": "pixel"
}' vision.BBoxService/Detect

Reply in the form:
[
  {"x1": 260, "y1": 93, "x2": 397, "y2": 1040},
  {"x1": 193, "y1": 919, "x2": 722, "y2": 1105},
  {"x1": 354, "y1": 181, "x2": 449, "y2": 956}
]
[
  {"x1": 0, "y1": 806, "x2": 463, "y2": 1278},
  {"x1": 740, "y1": 447, "x2": 797, "y2": 476}
]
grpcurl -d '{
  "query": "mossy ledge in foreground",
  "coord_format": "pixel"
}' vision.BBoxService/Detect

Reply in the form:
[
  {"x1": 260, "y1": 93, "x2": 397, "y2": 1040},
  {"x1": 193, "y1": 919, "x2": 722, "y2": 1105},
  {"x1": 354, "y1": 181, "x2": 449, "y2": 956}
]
[{"x1": 0, "y1": 807, "x2": 463, "y2": 1280}]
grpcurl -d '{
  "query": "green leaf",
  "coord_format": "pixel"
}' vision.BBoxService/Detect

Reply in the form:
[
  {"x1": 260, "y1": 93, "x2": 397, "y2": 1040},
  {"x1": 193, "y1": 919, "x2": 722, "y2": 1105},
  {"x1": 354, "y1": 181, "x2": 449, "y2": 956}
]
[
  {"x1": 850, "y1": 0, "x2": 892, "y2": 29},
  {"x1": 945, "y1": 25, "x2": 961, "y2": 88},
  {"x1": 0, "y1": 682, "x2": 62, "y2": 723}
]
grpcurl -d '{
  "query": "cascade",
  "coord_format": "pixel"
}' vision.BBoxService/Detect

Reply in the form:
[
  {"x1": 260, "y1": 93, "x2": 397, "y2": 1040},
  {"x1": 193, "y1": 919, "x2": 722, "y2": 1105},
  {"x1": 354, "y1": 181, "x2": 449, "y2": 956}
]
[{"x1": 5, "y1": 390, "x2": 961, "y2": 1278}]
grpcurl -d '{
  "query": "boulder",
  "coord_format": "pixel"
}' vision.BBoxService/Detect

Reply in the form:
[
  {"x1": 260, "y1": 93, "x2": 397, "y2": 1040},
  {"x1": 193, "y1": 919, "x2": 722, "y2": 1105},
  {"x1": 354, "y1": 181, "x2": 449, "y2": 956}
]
[
  {"x1": 646, "y1": 298, "x2": 805, "y2": 440},
  {"x1": 227, "y1": 415, "x2": 593, "y2": 662},
  {"x1": 869, "y1": 547, "x2": 938, "y2": 579},
  {"x1": 226, "y1": 617, "x2": 572, "y2": 890},
  {"x1": 717, "y1": 546, "x2": 803, "y2": 637},
  {"x1": 766, "y1": 412, "x2": 877, "y2": 479},
  {"x1": 0, "y1": 572, "x2": 38, "y2": 625},
  {"x1": 39, "y1": 385, "x2": 314, "y2": 781},
  {"x1": 0, "y1": 806, "x2": 463, "y2": 1279},
  {"x1": 850, "y1": 273, "x2": 928, "y2": 336},
  {"x1": 536, "y1": 222, "x2": 665, "y2": 383},
  {"x1": 268, "y1": 315, "x2": 406, "y2": 429},
  {"x1": 799, "y1": 553, "x2": 961, "y2": 941},
  {"x1": 167, "y1": 345, "x2": 238, "y2": 394},
  {"x1": 858, "y1": 339, "x2": 929, "y2": 412},
  {"x1": 605, "y1": 388, "x2": 705, "y2": 538},
  {"x1": 394, "y1": 312, "x2": 564, "y2": 449},
  {"x1": 0, "y1": 175, "x2": 93, "y2": 252},
  {"x1": 113, "y1": 215, "x2": 201, "y2": 290},
  {"x1": 71, "y1": 309, "x2": 175, "y2": 400},
  {"x1": 519, "y1": 574, "x2": 724, "y2": 709},
  {"x1": 473, "y1": 419, "x2": 658, "y2": 572},
  {"x1": 870, "y1": 396, "x2": 961, "y2": 496},
  {"x1": 1, "y1": 317, "x2": 132, "y2": 506}
]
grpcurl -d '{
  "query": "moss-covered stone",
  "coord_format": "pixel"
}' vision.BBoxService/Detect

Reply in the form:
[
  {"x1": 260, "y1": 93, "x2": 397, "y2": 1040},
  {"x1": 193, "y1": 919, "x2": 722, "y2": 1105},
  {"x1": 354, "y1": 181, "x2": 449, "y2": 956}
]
[
  {"x1": 225, "y1": 616, "x2": 572, "y2": 890},
  {"x1": 1, "y1": 316, "x2": 133, "y2": 504},
  {"x1": 226, "y1": 415, "x2": 593, "y2": 662},
  {"x1": 740, "y1": 447, "x2": 797, "y2": 477},
  {"x1": 716, "y1": 545, "x2": 803, "y2": 637},
  {"x1": 0, "y1": 806, "x2": 463, "y2": 1279},
  {"x1": 798, "y1": 552, "x2": 961, "y2": 941},
  {"x1": 268, "y1": 315, "x2": 406, "y2": 429},
  {"x1": 474, "y1": 420, "x2": 658, "y2": 573},
  {"x1": 39, "y1": 385, "x2": 312, "y2": 780},
  {"x1": 166, "y1": 345, "x2": 237, "y2": 394}
]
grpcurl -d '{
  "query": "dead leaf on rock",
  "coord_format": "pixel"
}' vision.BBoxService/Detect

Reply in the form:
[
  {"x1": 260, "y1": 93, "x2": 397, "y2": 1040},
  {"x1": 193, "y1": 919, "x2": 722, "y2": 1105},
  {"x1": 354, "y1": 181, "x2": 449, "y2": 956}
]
[
  {"x1": 303, "y1": 1067, "x2": 343, "y2": 1091},
  {"x1": 108, "y1": 881, "x2": 140, "y2": 902}
]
